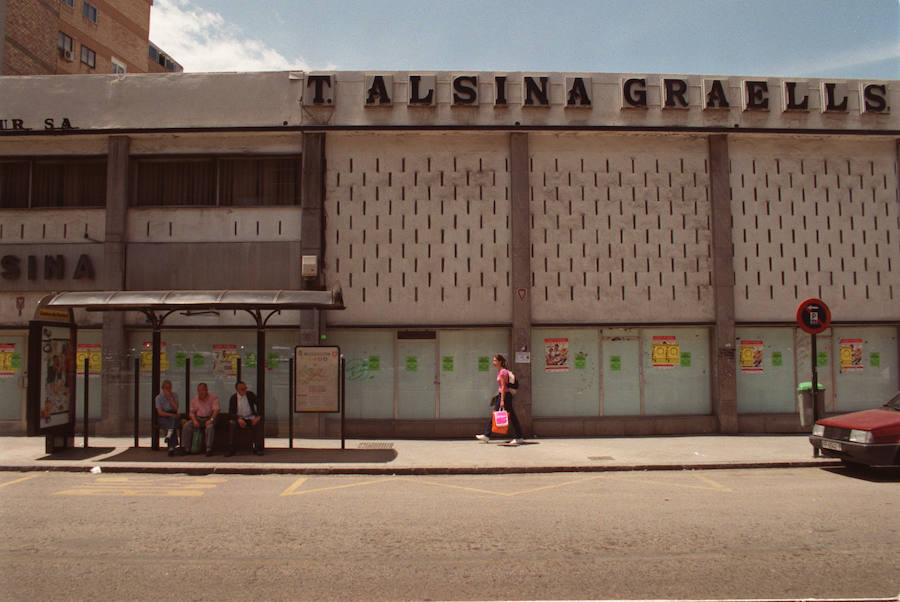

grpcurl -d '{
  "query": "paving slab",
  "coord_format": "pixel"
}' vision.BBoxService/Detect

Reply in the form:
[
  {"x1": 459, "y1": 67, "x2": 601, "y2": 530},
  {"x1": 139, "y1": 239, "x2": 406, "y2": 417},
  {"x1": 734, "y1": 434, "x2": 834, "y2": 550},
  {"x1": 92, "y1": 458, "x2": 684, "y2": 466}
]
[{"x1": 0, "y1": 434, "x2": 840, "y2": 475}]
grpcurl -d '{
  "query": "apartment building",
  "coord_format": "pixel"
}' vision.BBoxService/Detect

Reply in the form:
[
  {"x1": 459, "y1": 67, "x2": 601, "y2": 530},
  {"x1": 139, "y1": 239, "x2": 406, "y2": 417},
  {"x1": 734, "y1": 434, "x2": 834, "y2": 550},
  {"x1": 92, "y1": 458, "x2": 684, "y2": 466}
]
[{"x1": 1, "y1": 0, "x2": 180, "y2": 76}]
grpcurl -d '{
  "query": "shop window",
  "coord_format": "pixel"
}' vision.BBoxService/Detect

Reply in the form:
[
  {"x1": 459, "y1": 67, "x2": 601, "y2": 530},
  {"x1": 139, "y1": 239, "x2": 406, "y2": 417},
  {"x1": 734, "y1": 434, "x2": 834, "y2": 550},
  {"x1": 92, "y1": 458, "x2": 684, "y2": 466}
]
[
  {"x1": 82, "y1": 1, "x2": 98, "y2": 23},
  {"x1": 0, "y1": 159, "x2": 106, "y2": 208},
  {"x1": 132, "y1": 156, "x2": 300, "y2": 207},
  {"x1": 80, "y1": 45, "x2": 96, "y2": 69}
]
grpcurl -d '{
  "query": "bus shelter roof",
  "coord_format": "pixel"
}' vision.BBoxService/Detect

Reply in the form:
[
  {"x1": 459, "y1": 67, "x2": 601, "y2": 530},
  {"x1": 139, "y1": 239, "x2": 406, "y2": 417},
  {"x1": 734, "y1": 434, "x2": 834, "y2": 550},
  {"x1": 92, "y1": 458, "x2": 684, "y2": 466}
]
[{"x1": 40, "y1": 287, "x2": 344, "y2": 312}]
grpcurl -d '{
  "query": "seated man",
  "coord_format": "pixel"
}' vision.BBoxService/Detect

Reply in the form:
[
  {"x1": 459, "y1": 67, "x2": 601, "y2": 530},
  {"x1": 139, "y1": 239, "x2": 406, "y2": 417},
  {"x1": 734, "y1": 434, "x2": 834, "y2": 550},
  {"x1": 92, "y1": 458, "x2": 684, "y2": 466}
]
[
  {"x1": 155, "y1": 379, "x2": 180, "y2": 456},
  {"x1": 180, "y1": 382, "x2": 219, "y2": 457},
  {"x1": 226, "y1": 380, "x2": 263, "y2": 456}
]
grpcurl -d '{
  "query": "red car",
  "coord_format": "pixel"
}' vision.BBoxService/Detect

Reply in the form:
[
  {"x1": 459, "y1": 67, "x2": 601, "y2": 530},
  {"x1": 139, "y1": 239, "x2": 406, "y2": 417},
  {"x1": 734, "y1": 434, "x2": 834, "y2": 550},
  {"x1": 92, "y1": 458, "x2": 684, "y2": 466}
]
[{"x1": 809, "y1": 391, "x2": 900, "y2": 467}]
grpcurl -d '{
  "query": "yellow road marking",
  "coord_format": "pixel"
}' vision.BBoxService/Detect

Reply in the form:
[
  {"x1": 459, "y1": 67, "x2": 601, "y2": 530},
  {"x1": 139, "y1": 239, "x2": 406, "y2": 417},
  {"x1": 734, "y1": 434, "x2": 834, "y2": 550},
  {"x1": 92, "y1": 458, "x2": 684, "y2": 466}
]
[
  {"x1": 281, "y1": 477, "x2": 400, "y2": 496},
  {"x1": 0, "y1": 474, "x2": 40, "y2": 489},
  {"x1": 55, "y1": 476, "x2": 226, "y2": 497},
  {"x1": 280, "y1": 472, "x2": 731, "y2": 498},
  {"x1": 279, "y1": 477, "x2": 308, "y2": 496}
]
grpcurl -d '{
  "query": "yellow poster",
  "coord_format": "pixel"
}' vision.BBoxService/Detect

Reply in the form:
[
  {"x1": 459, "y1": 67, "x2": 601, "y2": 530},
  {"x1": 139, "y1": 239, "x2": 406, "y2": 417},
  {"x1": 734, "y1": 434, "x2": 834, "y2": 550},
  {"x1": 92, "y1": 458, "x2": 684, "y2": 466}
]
[
  {"x1": 76, "y1": 343, "x2": 102, "y2": 374},
  {"x1": 140, "y1": 342, "x2": 169, "y2": 372},
  {"x1": 739, "y1": 340, "x2": 764, "y2": 373},
  {"x1": 839, "y1": 338, "x2": 863, "y2": 373},
  {"x1": 651, "y1": 336, "x2": 679, "y2": 368}
]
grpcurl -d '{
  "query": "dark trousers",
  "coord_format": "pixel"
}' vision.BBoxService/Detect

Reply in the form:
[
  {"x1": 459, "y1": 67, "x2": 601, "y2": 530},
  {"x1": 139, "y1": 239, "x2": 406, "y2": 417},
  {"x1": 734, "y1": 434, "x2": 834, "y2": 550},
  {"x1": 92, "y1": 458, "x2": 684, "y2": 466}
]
[
  {"x1": 228, "y1": 418, "x2": 263, "y2": 451},
  {"x1": 483, "y1": 392, "x2": 523, "y2": 439}
]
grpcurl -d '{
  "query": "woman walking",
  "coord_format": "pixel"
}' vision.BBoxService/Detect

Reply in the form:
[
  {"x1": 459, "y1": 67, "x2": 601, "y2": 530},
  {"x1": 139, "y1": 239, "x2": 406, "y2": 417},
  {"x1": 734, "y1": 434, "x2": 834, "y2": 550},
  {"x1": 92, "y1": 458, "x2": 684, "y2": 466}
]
[{"x1": 476, "y1": 354, "x2": 524, "y2": 445}]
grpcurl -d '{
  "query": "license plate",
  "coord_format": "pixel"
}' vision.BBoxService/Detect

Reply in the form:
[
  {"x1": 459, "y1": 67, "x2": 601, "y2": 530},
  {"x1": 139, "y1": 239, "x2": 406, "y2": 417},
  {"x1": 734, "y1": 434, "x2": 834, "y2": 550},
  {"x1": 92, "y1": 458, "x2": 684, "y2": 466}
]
[{"x1": 821, "y1": 440, "x2": 842, "y2": 451}]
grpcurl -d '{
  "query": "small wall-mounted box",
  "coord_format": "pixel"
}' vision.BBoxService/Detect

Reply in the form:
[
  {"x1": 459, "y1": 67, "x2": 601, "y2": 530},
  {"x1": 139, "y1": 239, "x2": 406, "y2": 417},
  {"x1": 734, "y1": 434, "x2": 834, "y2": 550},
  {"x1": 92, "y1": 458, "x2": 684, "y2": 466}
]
[{"x1": 301, "y1": 255, "x2": 318, "y2": 279}]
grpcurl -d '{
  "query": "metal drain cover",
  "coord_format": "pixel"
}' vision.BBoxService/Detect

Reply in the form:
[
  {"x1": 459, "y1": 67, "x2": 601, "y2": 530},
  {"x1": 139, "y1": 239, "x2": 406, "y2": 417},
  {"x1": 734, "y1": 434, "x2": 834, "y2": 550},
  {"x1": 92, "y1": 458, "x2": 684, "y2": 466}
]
[{"x1": 358, "y1": 441, "x2": 395, "y2": 450}]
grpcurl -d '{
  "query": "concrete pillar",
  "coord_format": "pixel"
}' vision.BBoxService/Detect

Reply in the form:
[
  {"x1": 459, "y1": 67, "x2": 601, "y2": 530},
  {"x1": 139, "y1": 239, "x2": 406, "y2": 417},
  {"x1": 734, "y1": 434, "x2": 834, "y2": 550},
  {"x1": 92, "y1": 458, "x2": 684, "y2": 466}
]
[
  {"x1": 298, "y1": 132, "x2": 326, "y2": 436},
  {"x1": 708, "y1": 134, "x2": 738, "y2": 433},
  {"x1": 509, "y1": 133, "x2": 533, "y2": 436},
  {"x1": 299, "y1": 132, "x2": 326, "y2": 347},
  {"x1": 98, "y1": 136, "x2": 130, "y2": 435}
]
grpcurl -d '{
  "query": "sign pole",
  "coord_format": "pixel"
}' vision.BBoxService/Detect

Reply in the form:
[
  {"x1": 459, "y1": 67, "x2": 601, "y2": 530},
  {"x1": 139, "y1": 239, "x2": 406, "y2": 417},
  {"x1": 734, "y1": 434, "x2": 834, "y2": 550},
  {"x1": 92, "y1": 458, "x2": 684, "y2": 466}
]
[
  {"x1": 340, "y1": 355, "x2": 346, "y2": 450},
  {"x1": 810, "y1": 333, "x2": 819, "y2": 424},
  {"x1": 83, "y1": 356, "x2": 89, "y2": 449}
]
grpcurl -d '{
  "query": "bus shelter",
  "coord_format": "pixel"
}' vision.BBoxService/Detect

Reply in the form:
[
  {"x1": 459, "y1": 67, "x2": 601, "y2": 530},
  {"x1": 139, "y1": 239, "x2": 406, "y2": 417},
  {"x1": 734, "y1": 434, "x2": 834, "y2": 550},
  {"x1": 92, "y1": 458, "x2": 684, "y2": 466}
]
[{"x1": 28, "y1": 287, "x2": 344, "y2": 450}]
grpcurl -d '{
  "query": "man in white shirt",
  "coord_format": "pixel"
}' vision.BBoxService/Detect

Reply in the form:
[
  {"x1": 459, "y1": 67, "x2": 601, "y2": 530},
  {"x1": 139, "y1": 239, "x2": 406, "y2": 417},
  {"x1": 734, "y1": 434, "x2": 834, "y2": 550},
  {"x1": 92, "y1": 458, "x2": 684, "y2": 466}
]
[{"x1": 226, "y1": 380, "x2": 263, "y2": 456}]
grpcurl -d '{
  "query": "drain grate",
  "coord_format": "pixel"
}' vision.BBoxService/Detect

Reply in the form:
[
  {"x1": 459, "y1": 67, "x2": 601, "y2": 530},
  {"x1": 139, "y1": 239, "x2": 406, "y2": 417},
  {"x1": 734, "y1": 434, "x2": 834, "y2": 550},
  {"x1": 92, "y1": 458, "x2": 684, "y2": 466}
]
[
  {"x1": 588, "y1": 456, "x2": 615, "y2": 461},
  {"x1": 358, "y1": 441, "x2": 395, "y2": 450}
]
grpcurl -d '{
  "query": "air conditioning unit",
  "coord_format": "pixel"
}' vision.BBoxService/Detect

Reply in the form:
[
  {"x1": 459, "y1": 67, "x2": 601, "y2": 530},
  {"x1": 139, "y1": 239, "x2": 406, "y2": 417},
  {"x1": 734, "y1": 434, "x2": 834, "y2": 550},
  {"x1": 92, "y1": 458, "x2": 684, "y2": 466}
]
[{"x1": 63, "y1": 49, "x2": 75, "y2": 62}]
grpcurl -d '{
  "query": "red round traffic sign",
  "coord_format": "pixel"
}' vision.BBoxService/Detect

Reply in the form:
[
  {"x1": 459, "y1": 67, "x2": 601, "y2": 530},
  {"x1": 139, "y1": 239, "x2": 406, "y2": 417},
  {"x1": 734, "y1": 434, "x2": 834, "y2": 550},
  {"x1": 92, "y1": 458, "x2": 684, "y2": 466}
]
[{"x1": 796, "y1": 298, "x2": 831, "y2": 334}]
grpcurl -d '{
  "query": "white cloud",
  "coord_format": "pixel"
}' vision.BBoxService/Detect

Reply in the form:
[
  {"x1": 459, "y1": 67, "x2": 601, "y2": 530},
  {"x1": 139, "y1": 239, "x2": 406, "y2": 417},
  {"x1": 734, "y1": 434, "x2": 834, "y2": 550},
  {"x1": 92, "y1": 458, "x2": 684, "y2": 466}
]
[{"x1": 149, "y1": 0, "x2": 310, "y2": 72}]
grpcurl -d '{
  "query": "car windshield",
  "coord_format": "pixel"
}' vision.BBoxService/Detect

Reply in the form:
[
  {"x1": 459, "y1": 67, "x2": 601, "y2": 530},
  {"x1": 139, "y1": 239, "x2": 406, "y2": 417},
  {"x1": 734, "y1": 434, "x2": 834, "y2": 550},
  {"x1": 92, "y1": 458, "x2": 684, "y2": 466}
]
[{"x1": 884, "y1": 391, "x2": 900, "y2": 410}]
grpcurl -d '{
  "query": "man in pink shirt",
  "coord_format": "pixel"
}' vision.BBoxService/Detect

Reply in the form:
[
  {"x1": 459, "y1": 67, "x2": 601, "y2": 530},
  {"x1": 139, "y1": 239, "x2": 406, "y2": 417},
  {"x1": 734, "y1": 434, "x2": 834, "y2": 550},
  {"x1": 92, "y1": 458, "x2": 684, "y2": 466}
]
[{"x1": 179, "y1": 382, "x2": 220, "y2": 456}]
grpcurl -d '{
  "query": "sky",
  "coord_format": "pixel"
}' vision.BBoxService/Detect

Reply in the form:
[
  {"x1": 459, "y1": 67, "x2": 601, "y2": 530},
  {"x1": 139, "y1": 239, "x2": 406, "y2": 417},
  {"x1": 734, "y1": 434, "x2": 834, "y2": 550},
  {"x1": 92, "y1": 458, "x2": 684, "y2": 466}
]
[{"x1": 148, "y1": 0, "x2": 900, "y2": 79}]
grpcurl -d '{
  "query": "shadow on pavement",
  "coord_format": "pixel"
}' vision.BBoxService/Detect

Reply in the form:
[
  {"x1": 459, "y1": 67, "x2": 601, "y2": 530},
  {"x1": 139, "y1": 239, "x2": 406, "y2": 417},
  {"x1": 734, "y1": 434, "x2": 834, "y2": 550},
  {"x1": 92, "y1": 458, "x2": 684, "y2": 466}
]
[
  {"x1": 38, "y1": 447, "x2": 116, "y2": 461},
  {"x1": 822, "y1": 465, "x2": 900, "y2": 483},
  {"x1": 100, "y1": 447, "x2": 398, "y2": 464}
]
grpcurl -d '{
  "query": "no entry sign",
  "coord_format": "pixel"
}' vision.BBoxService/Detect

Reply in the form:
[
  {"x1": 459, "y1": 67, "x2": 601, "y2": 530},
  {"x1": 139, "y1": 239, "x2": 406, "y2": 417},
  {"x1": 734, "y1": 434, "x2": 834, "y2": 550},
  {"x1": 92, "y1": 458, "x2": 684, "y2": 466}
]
[{"x1": 796, "y1": 298, "x2": 831, "y2": 334}]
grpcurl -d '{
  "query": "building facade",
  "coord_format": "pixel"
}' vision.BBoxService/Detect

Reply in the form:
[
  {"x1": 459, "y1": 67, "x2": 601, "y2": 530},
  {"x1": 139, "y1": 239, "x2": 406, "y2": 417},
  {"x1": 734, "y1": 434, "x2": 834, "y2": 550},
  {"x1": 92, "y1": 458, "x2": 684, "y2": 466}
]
[
  {"x1": 0, "y1": 71, "x2": 897, "y2": 438},
  {"x1": 1, "y1": 0, "x2": 180, "y2": 76}
]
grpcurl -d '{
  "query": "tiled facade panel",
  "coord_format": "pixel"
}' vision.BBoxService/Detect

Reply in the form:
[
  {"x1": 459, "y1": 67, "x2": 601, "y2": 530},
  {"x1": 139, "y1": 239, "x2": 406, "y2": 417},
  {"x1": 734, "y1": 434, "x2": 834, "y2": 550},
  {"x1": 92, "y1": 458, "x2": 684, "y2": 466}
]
[
  {"x1": 730, "y1": 138, "x2": 899, "y2": 321},
  {"x1": 325, "y1": 133, "x2": 512, "y2": 325},
  {"x1": 528, "y1": 133, "x2": 714, "y2": 323}
]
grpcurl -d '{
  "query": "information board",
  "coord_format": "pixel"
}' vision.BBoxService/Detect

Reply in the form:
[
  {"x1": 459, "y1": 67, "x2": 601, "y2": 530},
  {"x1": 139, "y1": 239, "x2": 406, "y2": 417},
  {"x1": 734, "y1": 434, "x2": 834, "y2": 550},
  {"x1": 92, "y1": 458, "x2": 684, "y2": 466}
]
[{"x1": 294, "y1": 346, "x2": 341, "y2": 413}]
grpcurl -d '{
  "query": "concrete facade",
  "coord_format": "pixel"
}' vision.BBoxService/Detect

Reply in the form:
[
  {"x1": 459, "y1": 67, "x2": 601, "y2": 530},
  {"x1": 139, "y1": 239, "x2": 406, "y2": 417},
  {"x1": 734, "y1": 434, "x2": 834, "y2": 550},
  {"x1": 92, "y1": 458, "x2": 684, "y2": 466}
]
[{"x1": 0, "y1": 71, "x2": 897, "y2": 438}]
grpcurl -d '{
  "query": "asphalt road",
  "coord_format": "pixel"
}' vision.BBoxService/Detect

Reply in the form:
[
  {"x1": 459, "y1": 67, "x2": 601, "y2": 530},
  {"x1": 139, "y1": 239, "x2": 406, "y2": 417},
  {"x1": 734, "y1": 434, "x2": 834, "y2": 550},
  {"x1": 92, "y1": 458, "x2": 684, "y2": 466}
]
[{"x1": 1, "y1": 466, "x2": 897, "y2": 601}]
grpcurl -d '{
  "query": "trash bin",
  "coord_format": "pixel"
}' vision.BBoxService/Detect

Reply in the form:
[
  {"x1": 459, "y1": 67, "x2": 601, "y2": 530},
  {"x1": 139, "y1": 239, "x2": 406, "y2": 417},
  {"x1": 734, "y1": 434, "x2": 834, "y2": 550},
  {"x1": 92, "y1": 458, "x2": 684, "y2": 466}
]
[{"x1": 798, "y1": 381, "x2": 825, "y2": 427}]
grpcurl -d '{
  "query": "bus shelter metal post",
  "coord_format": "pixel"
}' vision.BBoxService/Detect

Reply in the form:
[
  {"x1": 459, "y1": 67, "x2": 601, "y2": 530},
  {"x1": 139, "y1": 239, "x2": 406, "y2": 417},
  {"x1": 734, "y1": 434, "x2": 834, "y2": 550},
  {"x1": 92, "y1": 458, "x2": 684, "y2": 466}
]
[
  {"x1": 341, "y1": 355, "x2": 346, "y2": 450},
  {"x1": 185, "y1": 357, "x2": 191, "y2": 416},
  {"x1": 257, "y1": 327, "x2": 265, "y2": 452},
  {"x1": 288, "y1": 356, "x2": 294, "y2": 449},
  {"x1": 133, "y1": 357, "x2": 140, "y2": 448},
  {"x1": 83, "y1": 356, "x2": 89, "y2": 449},
  {"x1": 150, "y1": 327, "x2": 161, "y2": 451}
]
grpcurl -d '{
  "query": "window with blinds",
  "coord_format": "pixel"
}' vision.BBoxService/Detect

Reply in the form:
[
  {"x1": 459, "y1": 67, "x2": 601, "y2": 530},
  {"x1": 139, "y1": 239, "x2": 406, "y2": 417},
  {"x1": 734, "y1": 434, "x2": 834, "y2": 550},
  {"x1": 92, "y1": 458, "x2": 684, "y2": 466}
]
[
  {"x1": 0, "y1": 158, "x2": 106, "y2": 208},
  {"x1": 132, "y1": 155, "x2": 300, "y2": 207}
]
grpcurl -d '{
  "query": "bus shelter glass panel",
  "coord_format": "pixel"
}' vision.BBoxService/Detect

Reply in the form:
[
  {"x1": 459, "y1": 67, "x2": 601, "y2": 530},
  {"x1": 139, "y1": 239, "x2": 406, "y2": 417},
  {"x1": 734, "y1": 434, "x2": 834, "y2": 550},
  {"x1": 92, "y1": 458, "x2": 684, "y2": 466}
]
[
  {"x1": 531, "y1": 328, "x2": 600, "y2": 417},
  {"x1": 397, "y1": 338, "x2": 436, "y2": 419},
  {"x1": 735, "y1": 327, "x2": 796, "y2": 413},
  {"x1": 832, "y1": 326, "x2": 898, "y2": 412},
  {"x1": 75, "y1": 329, "x2": 103, "y2": 420},
  {"x1": 438, "y1": 329, "x2": 509, "y2": 419},
  {"x1": 642, "y1": 328, "x2": 711, "y2": 415},
  {"x1": 127, "y1": 330, "x2": 258, "y2": 420},
  {"x1": 0, "y1": 333, "x2": 26, "y2": 420},
  {"x1": 795, "y1": 328, "x2": 834, "y2": 411},
  {"x1": 328, "y1": 329, "x2": 395, "y2": 419},
  {"x1": 601, "y1": 328, "x2": 640, "y2": 416},
  {"x1": 267, "y1": 331, "x2": 302, "y2": 422}
]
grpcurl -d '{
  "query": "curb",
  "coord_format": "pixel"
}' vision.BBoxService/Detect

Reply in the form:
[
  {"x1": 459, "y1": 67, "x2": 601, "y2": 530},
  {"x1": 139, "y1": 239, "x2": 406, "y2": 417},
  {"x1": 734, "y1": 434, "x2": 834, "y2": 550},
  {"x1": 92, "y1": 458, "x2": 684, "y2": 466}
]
[{"x1": 0, "y1": 459, "x2": 843, "y2": 476}]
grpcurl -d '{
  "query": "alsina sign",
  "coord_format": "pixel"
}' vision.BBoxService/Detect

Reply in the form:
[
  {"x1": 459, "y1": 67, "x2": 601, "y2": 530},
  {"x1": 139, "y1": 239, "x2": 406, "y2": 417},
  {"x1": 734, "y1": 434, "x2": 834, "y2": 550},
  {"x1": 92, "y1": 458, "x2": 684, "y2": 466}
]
[{"x1": 302, "y1": 73, "x2": 891, "y2": 115}]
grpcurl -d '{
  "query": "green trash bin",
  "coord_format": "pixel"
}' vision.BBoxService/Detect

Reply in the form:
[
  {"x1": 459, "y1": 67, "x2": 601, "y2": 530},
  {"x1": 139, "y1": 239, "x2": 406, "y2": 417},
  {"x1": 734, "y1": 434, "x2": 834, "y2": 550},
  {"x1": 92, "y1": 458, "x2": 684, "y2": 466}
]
[{"x1": 798, "y1": 381, "x2": 825, "y2": 427}]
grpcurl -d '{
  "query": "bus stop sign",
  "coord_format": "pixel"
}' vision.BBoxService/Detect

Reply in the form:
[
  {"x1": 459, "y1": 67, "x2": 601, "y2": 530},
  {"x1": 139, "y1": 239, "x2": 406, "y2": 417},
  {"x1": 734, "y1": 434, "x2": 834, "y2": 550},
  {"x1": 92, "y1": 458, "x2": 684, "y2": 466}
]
[{"x1": 796, "y1": 298, "x2": 831, "y2": 334}]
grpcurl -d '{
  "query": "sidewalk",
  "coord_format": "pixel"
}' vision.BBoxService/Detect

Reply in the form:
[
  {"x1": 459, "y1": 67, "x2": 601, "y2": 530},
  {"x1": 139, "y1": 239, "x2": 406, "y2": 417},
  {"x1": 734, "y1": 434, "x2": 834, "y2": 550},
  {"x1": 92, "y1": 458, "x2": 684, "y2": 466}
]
[{"x1": 0, "y1": 434, "x2": 840, "y2": 475}]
